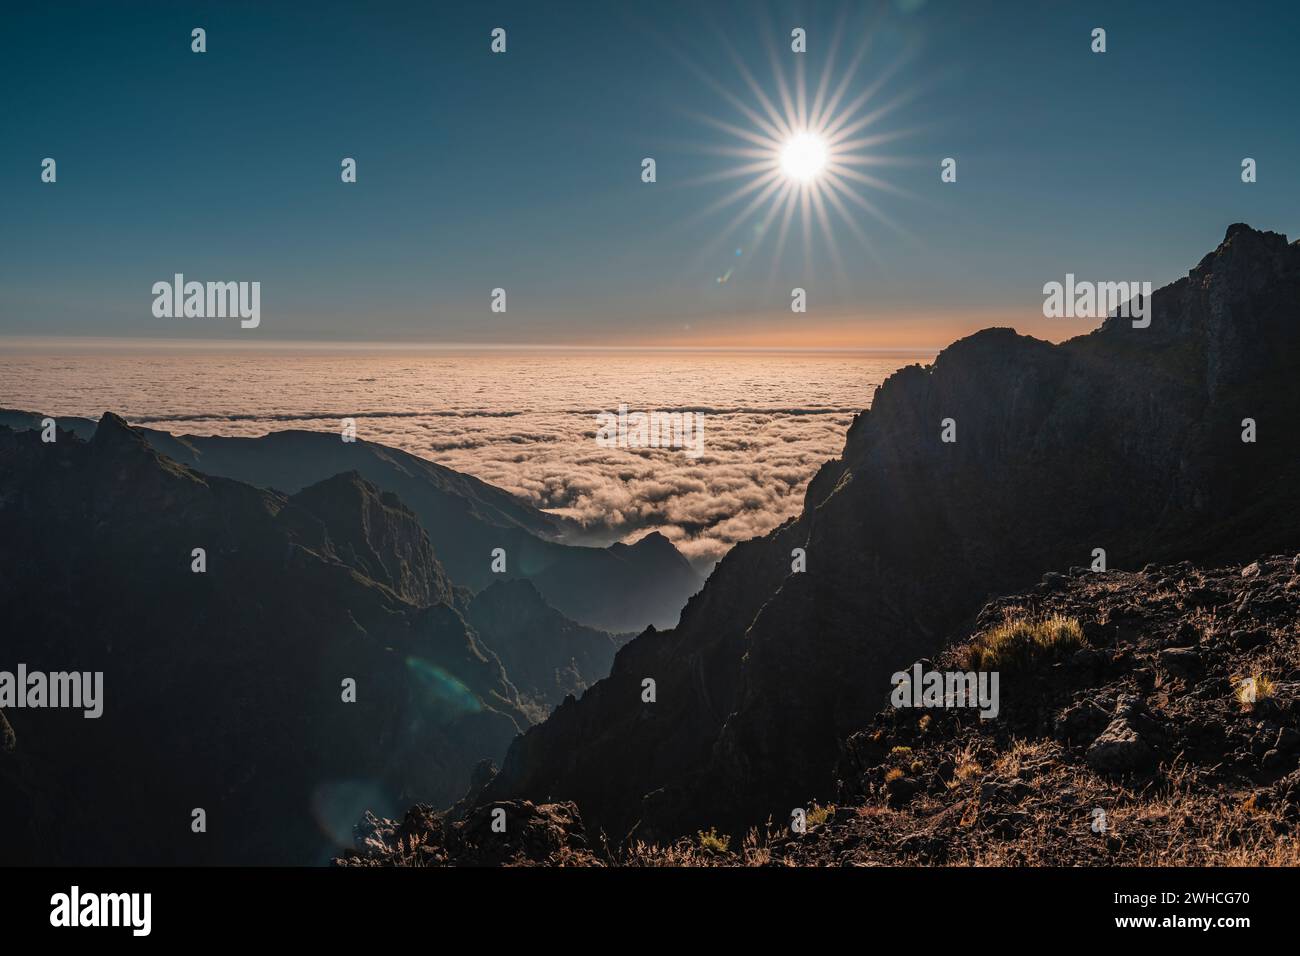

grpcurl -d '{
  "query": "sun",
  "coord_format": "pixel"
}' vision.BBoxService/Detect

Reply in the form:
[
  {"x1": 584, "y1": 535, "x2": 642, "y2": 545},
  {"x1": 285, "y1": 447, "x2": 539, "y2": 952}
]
[
  {"x1": 779, "y1": 132, "x2": 828, "y2": 183},
  {"x1": 673, "y1": 16, "x2": 921, "y2": 279}
]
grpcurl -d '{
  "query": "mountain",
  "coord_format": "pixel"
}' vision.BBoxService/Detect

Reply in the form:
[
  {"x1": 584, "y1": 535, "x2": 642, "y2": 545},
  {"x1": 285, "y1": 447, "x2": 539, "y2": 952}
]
[
  {"x1": 0, "y1": 414, "x2": 704, "y2": 633},
  {"x1": 465, "y1": 224, "x2": 1300, "y2": 844},
  {"x1": 527, "y1": 531, "x2": 699, "y2": 635},
  {"x1": 282, "y1": 470, "x2": 458, "y2": 608},
  {"x1": 466, "y1": 578, "x2": 629, "y2": 722},
  {"x1": 341, "y1": 552, "x2": 1300, "y2": 867},
  {"x1": 0, "y1": 414, "x2": 611, "y2": 863}
]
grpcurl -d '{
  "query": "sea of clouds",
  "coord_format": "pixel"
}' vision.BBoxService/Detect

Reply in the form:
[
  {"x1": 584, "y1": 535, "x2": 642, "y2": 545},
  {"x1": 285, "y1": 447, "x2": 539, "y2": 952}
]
[{"x1": 2, "y1": 350, "x2": 921, "y2": 570}]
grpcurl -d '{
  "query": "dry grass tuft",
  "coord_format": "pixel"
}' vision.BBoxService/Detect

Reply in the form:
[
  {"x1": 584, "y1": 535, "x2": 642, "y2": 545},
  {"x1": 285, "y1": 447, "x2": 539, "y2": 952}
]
[
  {"x1": 696, "y1": 826, "x2": 731, "y2": 854},
  {"x1": 966, "y1": 614, "x2": 1084, "y2": 672}
]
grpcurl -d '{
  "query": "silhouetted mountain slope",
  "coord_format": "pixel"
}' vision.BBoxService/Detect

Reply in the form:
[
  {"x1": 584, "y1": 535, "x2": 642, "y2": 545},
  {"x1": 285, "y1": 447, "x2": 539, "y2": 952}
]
[
  {"x1": 529, "y1": 531, "x2": 701, "y2": 633},
  {"x1": 0, "y1": 414, "x2": 536, "y2": 864},
  {"x1": 466, "y1": 579, "x2": 628, "y2": 722},
  {"x1": 0, "y1": 413, "x2": 704, "y2": 632},
  {"x1": 474, "y1": 225, "x2": 1300, "y2": 843}
]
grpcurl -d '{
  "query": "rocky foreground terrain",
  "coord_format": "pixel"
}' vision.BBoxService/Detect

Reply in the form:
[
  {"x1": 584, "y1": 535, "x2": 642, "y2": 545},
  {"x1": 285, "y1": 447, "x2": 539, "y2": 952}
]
[{"x1": 339, "y1": 552, "x2": 1300, "y2": 866}]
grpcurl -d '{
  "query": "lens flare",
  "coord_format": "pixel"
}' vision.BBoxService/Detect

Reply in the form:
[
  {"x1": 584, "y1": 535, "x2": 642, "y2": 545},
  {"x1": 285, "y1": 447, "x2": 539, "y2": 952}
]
[{"x1": 406, "y1": 656, "x2": 482, "y2": 716}]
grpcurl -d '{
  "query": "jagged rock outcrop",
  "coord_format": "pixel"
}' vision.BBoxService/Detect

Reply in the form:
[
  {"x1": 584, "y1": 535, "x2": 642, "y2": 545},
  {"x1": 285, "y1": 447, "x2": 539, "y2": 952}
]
[
  {"x1": 475, "y1": 225, "x2": 1300, "y2": 844},
  {"x1": 281, "y1": 471, "x2": 456, "y2": 608}
]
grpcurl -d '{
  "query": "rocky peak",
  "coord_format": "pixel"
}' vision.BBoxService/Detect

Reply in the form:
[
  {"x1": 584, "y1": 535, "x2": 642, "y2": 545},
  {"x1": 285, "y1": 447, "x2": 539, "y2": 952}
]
[
  {"x1": 286, "y1": 471, "x2": 454, "y2": 608},
  {"x1": 90, "y1": 411, "x2": 141, "y2": 445}
]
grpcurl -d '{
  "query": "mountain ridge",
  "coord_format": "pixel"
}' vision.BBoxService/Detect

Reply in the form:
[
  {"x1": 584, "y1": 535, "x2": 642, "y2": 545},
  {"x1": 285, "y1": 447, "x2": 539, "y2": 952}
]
[
  {"x1": 468, "y1": 224, "x2": 1300, "y2": 844},
  {"x1": 0, "y1": 411, "x2": 705, "y2": 633}
]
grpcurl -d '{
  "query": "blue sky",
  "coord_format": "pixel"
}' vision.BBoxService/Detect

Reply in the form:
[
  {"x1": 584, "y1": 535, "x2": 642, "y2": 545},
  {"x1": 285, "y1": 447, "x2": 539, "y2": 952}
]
[{"x1": 2, "y1": 0, "x2": 1297, "y2": 348}]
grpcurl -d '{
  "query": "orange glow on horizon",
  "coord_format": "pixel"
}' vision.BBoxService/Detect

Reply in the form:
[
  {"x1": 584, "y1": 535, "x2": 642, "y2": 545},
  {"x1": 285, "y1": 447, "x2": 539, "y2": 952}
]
[
  {"x1": 634, "y1": 309, "x2": 1106, "y2": 351},
  {"x1": 0, "y1": 311, "x2": 1105, "y2": 355}
]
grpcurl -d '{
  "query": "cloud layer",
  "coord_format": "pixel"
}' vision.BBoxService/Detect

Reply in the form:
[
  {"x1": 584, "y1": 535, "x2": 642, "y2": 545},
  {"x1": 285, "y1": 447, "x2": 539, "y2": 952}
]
[{"x1": 3, "y1": 351, "x2": 920, "y2": 570}]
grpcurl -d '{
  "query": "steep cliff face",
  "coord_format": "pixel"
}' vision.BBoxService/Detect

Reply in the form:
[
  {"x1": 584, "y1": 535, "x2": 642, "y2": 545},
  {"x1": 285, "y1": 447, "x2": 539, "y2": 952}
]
[
  {"x1": 479, "y1": 225, "x2": 1300, "y2": 842},
  {"x1": 0, "y1": 415, "x2": 528, "y2": 864},
  {"x1": 281, "y1": 470, "x2": 456, "y2": 609}
]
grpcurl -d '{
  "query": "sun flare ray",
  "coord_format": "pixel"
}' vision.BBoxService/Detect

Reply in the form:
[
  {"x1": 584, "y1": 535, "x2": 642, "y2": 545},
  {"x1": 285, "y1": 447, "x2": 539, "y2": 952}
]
[{"x1": 667, "y1": 12, "x2": 924, "y2": 292}]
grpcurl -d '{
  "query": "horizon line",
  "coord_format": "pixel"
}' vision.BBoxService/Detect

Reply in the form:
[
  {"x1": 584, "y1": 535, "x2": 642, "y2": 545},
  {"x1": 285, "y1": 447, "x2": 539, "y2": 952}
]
[{"x1": 0, "y1": 335, "x2": 945, "y2": 355}]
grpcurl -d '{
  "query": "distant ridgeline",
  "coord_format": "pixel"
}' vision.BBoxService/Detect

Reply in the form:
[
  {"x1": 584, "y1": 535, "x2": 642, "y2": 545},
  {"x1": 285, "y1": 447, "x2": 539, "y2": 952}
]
[{"x1": 0, "y1": 410, "x2": 703, "y2": 635}]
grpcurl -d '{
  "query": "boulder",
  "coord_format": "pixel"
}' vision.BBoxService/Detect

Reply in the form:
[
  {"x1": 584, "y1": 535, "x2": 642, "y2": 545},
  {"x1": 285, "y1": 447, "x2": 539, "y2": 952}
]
[{"x1": 1086, "y1": 697, "x2": 1159, "y2": 775}]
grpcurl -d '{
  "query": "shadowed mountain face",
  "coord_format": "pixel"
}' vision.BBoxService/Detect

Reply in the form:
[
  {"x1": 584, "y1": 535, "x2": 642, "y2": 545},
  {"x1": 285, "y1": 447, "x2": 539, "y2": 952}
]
[
  {"x1": 282, "y1": 471, "x2": 457, "y2": 609},
  {"x1": 466, "y1": 579, "x2": 627, "y2": 723},
  {"x1": 0, "y1": 416, "x2": 619, "y2": 864},
  {"x1": 474, "y1": 225, "x2": 1300, "y2": 843},
  {"x1": 0, "y1": 417, "x2": 704, "y2": 634}
]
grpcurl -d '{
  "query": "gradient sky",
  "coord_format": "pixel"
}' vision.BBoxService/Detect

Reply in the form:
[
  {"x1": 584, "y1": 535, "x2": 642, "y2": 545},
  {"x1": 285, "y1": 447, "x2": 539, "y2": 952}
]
[{"x1": 3, "y1": 0, "x2": 1298, "y2": 349}]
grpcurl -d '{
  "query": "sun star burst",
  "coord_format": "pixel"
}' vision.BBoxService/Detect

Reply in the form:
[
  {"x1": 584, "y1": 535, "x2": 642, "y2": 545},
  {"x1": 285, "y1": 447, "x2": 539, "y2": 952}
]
[{"x1": 671, "y1": 14, "x2": 925, "y2": 284}]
